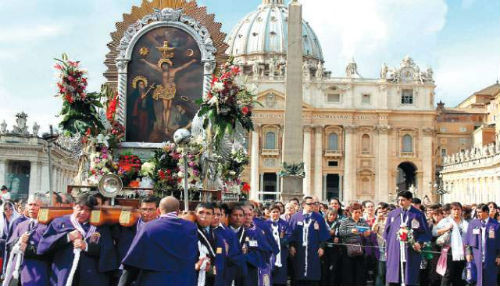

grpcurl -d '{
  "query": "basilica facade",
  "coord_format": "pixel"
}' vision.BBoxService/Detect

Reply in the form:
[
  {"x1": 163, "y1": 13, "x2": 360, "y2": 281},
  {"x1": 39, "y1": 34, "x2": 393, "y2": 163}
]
[{"x1": 230, "y1": 0, "x2": 437, "y2": 203}]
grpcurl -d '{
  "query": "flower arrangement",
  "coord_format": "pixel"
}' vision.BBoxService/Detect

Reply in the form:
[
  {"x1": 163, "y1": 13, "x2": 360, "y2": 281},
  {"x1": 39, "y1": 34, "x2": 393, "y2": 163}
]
[
  {"x1": 147, "y1": 144, "x2": 182, "y2": 192},
  {"x1": 88, "y1": 147, "x2": 116, "y2": 185},
  {"x1": 397, "y1": 226, "x2": 417, "y2": 247},
  {"x1": 55, "y1": 54, "x2": 104, "y2": 137},
  {"x1": 197, "y1": 61, "x2": 259, "y2": 146}
]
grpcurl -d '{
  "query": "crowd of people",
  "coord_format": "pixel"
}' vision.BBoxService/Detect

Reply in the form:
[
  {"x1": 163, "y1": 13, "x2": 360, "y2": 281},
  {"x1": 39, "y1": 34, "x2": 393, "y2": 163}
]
[{"x1": 0, "y1": 190, "x2": 498, "y2": 286}]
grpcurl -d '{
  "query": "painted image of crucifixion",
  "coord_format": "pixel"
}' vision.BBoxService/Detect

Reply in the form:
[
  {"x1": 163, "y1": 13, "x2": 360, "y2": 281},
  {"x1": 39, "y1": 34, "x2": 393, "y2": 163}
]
[{"x1": 126, "y1": 27, "x2": 203, "y2": 143}]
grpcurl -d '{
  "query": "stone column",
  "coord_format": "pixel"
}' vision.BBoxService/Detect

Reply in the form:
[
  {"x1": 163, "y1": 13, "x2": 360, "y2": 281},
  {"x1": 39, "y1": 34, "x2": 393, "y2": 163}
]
[
  {"x1": 422, "y1": 128, "x2": 434, "y2": 200},
  {"x1": 376, "y1": 125, "x2": 390, "y2": 202},
  {"x1": 343, "y1": 125, "x2": 356, "y2": 202},
  {"x1": 250, "y1": 126, "x2": 260, "y2": 201},
  {"x1": 339, "y1": 175, "x2": 343, "y2": 201},
  {"x1": 313, "y1": 126, "x2": 323, "y2": 199},
  {"x1": 0, "y1": 159, "x2": 7, "y2": 187},
  {"x1": 303, "y1": 126, "x2": 312, "y2": 196},
  {"x1": 28, "y1": 161, "x2": 38, "y2": 195},
  {"x1": 281, "y1": 0, "x2": 304, "y2": 202}
]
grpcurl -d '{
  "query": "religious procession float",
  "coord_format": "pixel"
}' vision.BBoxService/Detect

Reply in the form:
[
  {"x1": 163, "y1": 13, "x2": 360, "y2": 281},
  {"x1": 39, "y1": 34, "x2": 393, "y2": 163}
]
[{"x1": 41, "y1": 1, "x2": 263, "y2": 225}]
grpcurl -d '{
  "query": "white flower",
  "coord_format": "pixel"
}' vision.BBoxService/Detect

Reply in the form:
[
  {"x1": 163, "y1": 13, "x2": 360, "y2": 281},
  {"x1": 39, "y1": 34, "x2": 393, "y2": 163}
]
[
  {"x1": 245, "y1": 83, "x2": 257, "y2": 94},
  {"x1": 213, "y1": 82, "x2": 225, "y2": 92},
  {"x1": 141, "y1": 162, "x2": 156, "y2": 177},
  {"x1": 208, "y1": 95, "x2": 218, "y2": 106},
  {"x1": 178, "y1": 171, "x2": 185, "y2": 178}
]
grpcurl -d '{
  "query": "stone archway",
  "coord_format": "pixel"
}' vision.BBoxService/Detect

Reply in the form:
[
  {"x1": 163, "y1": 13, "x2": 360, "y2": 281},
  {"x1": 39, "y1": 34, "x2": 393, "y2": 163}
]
[{"x1": 397, "y1": 162, "x2": 417, "y2": 192}]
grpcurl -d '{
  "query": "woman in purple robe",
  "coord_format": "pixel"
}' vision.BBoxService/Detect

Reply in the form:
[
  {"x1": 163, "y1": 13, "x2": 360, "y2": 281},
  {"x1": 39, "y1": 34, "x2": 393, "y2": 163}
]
[
  {"x1": 465, "y1": 203, "x2": 500, "y2": 286},
  {"x1": 383, "y1": 190, "x2": 431, "y2": 286},
  {"x1": 37, "y1": 195, "x2": 118, "y2": 286},
  {"x1": 268, "y1": 204, "x2": 289, "y2": 286}
]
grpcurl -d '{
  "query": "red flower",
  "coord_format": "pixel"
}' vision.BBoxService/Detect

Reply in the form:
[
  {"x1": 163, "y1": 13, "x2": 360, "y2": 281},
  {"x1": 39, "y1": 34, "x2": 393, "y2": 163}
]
[
  {"x1": 400, "y1": 232, "x2": 408, "y2": 241},
  {"x1": 54, "y1": 64, "x2": 62, "y2": 70},
  {"x1": 231, "y1": 66, "x2": 241, "y2": 75},
  {"x1": 220, "y1": 71, "x2": 231, "y2": 80},
  {"x1": 242, "y1": 182, "x2": 251, "y2": 193},
  {"x1": 65, "y1": 95, "x2": 74, "y2": 104},
  {"x1": 210, "y1": 76, "x2": 218, "y2": 86},
  {"x1": 241, "y1": 106, "x2": 250, "y2": 115}
]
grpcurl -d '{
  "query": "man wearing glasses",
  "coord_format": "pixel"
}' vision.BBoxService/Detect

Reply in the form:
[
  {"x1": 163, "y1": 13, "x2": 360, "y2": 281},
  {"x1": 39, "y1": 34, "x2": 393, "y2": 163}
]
[{"x1": 287, "y1": 196, "x2": 329, "y2": 286}]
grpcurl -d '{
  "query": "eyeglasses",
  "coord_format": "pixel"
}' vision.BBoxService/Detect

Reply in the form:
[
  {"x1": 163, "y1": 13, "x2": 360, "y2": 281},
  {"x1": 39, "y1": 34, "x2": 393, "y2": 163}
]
[{"x1": 305, "y1": 202, "x2": 319, "y2": 206}]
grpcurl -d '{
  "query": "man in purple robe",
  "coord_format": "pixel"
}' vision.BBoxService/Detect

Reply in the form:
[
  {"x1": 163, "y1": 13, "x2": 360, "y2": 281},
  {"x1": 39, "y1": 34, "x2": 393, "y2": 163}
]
[
  {"x1": 194, "y1": 203, "x2": 228, "y2": 286},
  {"x1": 113, "y1": 195, "x2": 159, "y2": 264},
  {"x1": 384, "y1": 190, "x2": 431, "y2": 286},
  {"x1": 213, "y1": 204, "x2": 245, "y2": 286},
  {"x1": 3, "y1": 195, "x2": 48, "y2": 286},
  {"x1": 240, "y1": 205, "x2": 273, "y2": 286},
  {"x1": 287, "y1": 196, "x2": 330, "y2": 286},
  {"x1": 465, "y1": 203, "x2": 500, "y2": 286},
  {"x1": 37, "y1": 194, "x2": 118, "y2": 286},
  {"x1": 118, "y1": 196, "x2": 198, "y2": 286}
]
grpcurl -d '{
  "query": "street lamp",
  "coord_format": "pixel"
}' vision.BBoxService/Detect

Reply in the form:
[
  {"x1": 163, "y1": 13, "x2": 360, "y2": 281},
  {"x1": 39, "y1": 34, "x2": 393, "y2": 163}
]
[{"x1": 42, "y1": 125, "x2": 59, "y2": 206}]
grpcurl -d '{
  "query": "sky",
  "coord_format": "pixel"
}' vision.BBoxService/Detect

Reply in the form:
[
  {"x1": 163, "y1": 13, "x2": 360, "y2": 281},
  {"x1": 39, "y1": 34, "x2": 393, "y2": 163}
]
[{"x1": 0, "y1": 0, "x2": 499, "y2": 133}]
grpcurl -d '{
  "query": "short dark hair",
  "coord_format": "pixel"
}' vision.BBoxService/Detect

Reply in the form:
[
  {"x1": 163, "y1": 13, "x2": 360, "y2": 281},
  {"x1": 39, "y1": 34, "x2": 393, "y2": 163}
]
[
  {"x1": 397, "y1": 190, "x2": 413, "y2": 200},
  {"x1": 362, "y1": 200, "x2": 373, "y2": 207},
  {"x1": 450, "y1": 202, "x2": 462, "y2": 210},
  {"x1": 269, "y1": 203, "x2": 281, "y2": 212},
  {"x1": 195, "y1": 203, "x2": 214, "y2": 212},
  {"x1": 302, "y1": 196, "x2": 313, "y2": 204},
  {"x1": 229, "y1": 205, "x2": 244, "y2": 215},
  {"x1": 378, "y1": 202, "x2": 389, "y2": 209},
  {"x1": 290, "y1": 198, "x2": 300, "y2": 204},
  {"x1": 0, "y1": 185, "x2": 7, "y2": 191},
  {"x1": 141, "y1": 195, "x2": 159, "y2": 207},
  {"x1": 478, "y1": 204, "x2": 489, "y2": 213},
  {"x1": 411, "y1": 198, "x2": 422, "y2": 205},
  {"x1": 488, "y1": 202, "x2": 498, "y2": 208},
  {"x1": 75, "y1": 194, "x2": 97, "y2": 209},
  {"x1": 350, "y1": 202, "x2": 363, "y2": 211}
]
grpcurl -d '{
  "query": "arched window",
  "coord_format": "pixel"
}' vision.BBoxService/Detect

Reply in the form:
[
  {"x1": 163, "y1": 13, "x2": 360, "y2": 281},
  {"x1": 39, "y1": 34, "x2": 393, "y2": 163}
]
[
  {"x1": 361, "y1": 134, "x2": 370, "y2": 154},
  {"x1": 328, "y1": 133, "x2": 339, "y2": 151},
  {"x1": 402, "y1": 134, "x2": 413, "y2": 152},
  {"x1": 265, "y1": 131, "x2": 276, "y2": 149}
]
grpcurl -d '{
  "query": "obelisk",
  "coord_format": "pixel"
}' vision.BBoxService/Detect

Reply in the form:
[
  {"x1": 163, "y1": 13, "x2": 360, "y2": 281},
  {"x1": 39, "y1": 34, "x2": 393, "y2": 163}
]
[{"x1": 281, "y1": 0, "x2": 304, "y2": 201}]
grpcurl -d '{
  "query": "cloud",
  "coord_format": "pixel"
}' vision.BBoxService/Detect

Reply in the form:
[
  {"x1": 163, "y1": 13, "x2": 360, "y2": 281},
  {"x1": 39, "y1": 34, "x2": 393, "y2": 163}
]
[
  {"x1": 302, "y1": 0, "x2": 447, "y2": 77},
  {"x1": 0, "y1": 24, "x2": 66, "y2": 43},
  {"x1": 434, "y1": 38, "x2": 500, "y2": 107}
]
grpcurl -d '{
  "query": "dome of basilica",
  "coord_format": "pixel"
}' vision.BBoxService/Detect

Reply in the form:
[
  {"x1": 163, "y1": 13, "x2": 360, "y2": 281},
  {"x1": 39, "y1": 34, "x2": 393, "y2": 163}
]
[{"x1": 226, "y1": 0, "x2": 324, "y2": 65}]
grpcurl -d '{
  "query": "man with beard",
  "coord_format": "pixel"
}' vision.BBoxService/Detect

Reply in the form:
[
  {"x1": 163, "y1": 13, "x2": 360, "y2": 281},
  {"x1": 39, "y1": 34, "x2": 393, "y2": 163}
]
[
  {"x1": 3, "y1": 195, "x2": 49, "y2": 286},
  {"x1": 37, "y1": 194, "x2": 118, "y2": 286}
]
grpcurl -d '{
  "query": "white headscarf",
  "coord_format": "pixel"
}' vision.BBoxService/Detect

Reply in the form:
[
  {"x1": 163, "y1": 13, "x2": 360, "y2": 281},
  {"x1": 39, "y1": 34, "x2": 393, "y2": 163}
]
[{"x1": 0, "y1": 201, "x2": 20, "y2": 238}]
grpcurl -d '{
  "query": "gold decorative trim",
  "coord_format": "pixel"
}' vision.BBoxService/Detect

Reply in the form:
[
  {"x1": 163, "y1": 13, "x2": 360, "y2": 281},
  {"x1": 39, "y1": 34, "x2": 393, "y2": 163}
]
[{"x1": 104, "y1": 0, "x2": 228, "y2": 84}]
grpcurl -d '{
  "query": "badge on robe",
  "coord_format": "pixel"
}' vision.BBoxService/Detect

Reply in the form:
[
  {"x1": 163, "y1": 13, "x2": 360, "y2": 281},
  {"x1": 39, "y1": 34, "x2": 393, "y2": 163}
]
[
  {"x1": 489, "y1": 227, "x2": 495, "y2": 239},
  {"x1": 297, "y1": 221, "x2": 303, "y2": 226},
  {"x1": 411, "y1": 219, "x2": 420, "y2": 229},
  {"x1": 90, "y1": 232, "x2": 101, "y2": 243},
  {"x1": 249, "y1": 240, "x2": 258, "y2": 247},
  {"x1": 314, "y1": 222, "x2": 319, "y2": 230},
  {"x1": 473, "y1": 228, "x2": 480, "y2": 235},
  {"x1": 216, "y1": 247, "x2": 222, "y2": 254}
]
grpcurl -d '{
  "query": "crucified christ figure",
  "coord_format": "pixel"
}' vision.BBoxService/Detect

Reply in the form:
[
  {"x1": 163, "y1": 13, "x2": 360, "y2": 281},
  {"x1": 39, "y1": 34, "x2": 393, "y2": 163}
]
[{"x1": 141, "y1": 58, "x2": 197, "y2": 134}]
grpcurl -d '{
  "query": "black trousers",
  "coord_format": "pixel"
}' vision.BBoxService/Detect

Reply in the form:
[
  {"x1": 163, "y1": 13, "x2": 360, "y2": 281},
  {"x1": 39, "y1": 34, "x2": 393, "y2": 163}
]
[
  {"x1": 320, "y1": 246, "x2": 342, "y2": 286},
  {"x1": 341, "y1": 255, "x2": 367, "y2": 286},
  {"x1": 295, "y1": 280, "x2": 319, "y2": 286},
  {"x1": 441, "y1": 258, "x2": 466, "y2": 286}
]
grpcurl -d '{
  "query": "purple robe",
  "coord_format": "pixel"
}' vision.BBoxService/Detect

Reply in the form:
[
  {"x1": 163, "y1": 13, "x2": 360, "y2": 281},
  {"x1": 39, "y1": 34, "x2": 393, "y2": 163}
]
[
  {"x1": 4, "y1": 220, "x2": 49, "y2": 286},
  {"x1": 2, "y1": 215, "x2": 28, "y2": 274},
  {"x1": 465, "y1": 218, "x2": 500, "y2": 286},
  {"x1": 37, "y1": 215, "x2": 118, "y2": 286},
  {"x1": 215, "y1": 225, "x2": 246, "y2": 286},
  {"x1": 383, "y1": 206, "x2": 431, "y2": 285},
  {"x1": 240, "y1": 224, "x2": 273, "y2": 286},
  {"x1": 286, "y1": 211, "x2": 330, "y2": 281},
  {"x1": 268, "y1": 218, "x2": 289, "y2": 285},
  {"x1": 121, "y1": 216, "x2": 198, "y2": 286},
  {"x1": 197, "y1": 226, "x2": 228, "y2": 286}
]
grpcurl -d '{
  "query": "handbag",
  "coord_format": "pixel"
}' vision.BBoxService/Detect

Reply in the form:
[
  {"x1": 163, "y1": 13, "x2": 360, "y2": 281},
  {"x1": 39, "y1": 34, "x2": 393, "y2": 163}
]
[
  {"x1": 436, "y1": 245, "x2": 450, "y2": 276},
  {"x1": 346, "y1": 243, "x2": 363, "y2": 257}
]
